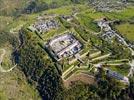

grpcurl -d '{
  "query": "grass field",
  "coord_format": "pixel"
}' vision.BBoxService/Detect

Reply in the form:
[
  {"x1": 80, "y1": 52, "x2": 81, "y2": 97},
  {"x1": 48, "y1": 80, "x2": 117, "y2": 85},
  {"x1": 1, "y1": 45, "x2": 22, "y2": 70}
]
[
  {"x1": 109, "y1": 64, "x2": 130, "y2": 76},
  {"x1": 0, "y1": 68, "x2": 41, "y2": 100},
  {"x1": 115, "y1": 23, "x2": 134, "y2": 41},
  {"x1": 0, "y1": 16, "x2": 13, "y2": 31},
  {"x1": 0, "y1": 0, "x2": 30, "y2": 16},
  {"x1": 0, "y1": 40, "x2": 41, "y2": 99}
]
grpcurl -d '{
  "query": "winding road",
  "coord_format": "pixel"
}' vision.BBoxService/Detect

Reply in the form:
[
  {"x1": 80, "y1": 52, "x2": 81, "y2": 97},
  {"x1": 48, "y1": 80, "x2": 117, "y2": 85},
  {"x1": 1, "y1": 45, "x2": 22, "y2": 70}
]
[
  {"x1": 114, "y1": 30, "x2": 134, "y2": 77},
  {"x1": 114, "y1": 31, "x2": 134, "y2": 77},
  {"x1": 97, "y1": 19, "x2": 134, "y2": 78},
  {"x1": 0, "y1": 49, "x2": 16, "y2": 73}
]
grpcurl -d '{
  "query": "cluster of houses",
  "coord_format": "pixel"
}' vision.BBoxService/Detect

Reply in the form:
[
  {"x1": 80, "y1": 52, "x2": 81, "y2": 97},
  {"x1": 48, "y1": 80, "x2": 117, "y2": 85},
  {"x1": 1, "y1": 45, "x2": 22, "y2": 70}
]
[
  {"x1": 97, "y1": 18, "x2": 116, "y2": 41},
  {"x1": 29, "y1": 19, "x2": 59, "y2": 33},
  {"x1": 98, "y1": 18, "x2": 133, "y2": 50},
  {"x1": 45, "y1": 33, "x2": 83, "y2": 61},
  {"x1": 97, "y1": 18, "x2": 127, "y2": 44},
  {"x1": 102, "y1": 30, "x2": 116, "y2": 41},
  {"x1": 96, "y1": 18, "x2": 131, "y2": 84},
  {"x1": 97, "y1": 18, "x2": 111, "y2": 31},
  {"x1": 91, "y1": 0, "x2": 127, "y2": 12}
]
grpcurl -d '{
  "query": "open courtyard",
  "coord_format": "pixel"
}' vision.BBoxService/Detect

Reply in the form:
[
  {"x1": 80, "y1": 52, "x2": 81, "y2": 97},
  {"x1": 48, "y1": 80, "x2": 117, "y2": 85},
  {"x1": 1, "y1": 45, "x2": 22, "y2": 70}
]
[{"x1": 45, "y1": 32, "x2": 83, "y2": 61}]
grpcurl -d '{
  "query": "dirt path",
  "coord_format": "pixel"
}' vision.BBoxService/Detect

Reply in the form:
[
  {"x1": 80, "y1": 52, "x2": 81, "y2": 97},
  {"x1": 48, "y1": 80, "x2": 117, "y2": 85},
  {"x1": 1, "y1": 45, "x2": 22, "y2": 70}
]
[
  {"x1": 0, "y1": 49, "x2": 6, "y2": 64},
  {"x1": 128, "y1": 60, "x2": 134, "y2": 77},
  {"x1": 0, "y1": 49, "x2": 16, "y2": 73},
  {"x1": 90, "y1": 53, "x2": 111, "y2": 62}
]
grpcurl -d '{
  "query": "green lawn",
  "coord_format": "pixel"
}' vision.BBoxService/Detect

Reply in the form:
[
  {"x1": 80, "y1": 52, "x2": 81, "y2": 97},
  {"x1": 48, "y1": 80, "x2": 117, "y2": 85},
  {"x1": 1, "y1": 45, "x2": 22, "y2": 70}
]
[
  {"x1": 0, "y1": 16, "x2": 13, "y2": 31},
  {"x1": 115, "y1": 23, "x2": 134, "y2": 41},
  {"x1": 109, "y1": 64, "x2": 130, "y2": 76}
]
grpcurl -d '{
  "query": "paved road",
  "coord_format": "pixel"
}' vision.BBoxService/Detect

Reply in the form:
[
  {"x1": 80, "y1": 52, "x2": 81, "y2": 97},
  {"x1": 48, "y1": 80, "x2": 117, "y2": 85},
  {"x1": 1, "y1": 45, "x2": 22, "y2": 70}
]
[
  {"x1": 0, "y1": 49, "x2": 16, "y2": 73},
  {"x1": 113, "y1": 28, "x2": 134, "y2": 77}
]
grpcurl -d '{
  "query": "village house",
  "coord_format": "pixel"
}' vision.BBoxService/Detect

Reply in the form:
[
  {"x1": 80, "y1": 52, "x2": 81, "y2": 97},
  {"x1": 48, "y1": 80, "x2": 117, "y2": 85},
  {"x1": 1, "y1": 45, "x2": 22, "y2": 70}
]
[{"x1": 29, "y1": 19, "x2": 59, "y2": 33}]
